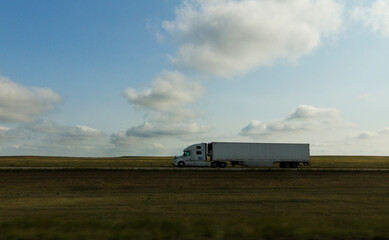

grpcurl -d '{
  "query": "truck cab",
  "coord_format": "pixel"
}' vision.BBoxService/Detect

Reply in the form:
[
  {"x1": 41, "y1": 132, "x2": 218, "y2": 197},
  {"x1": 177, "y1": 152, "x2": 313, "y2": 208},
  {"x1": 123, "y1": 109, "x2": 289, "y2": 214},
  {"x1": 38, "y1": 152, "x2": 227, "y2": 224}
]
[{"x1": 172, "y1": 143, "x2": 210, "y2": 167}]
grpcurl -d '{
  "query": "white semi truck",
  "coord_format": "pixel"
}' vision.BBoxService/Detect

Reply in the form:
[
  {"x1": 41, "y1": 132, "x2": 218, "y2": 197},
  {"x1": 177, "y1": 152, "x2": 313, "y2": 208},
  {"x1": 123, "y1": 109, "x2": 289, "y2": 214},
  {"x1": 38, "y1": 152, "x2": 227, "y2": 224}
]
[{"x1": 172, "y1": 142, "x2": 310, "y2": 168}]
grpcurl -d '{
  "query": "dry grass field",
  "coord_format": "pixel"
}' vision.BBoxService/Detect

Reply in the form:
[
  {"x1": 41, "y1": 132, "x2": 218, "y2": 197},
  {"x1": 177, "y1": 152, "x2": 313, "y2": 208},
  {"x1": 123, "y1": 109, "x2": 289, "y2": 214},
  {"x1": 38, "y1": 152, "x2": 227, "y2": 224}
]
[
  {"x1": 309, "y1": 156, "x2": 389, "y2": 168},
  {"x1": 0, "y1": 170, "x2": 388, "y2": 239},
  {"x1": 0, "y1": 156, "x2": 388, "y2": 239},
  {"x1": 0, "y1": 156, "x2": 173, "y2": 168},
  {"x1": 0, "y1": 155, "x2": 389, "y2": 168}
]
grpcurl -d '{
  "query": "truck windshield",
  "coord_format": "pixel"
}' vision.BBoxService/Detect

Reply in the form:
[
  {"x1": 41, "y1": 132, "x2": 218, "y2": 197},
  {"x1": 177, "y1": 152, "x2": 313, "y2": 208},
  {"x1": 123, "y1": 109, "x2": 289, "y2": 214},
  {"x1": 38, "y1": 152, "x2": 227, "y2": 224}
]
[{"x1": 183, "y1": 151, "x2": 190, "y2": 156}]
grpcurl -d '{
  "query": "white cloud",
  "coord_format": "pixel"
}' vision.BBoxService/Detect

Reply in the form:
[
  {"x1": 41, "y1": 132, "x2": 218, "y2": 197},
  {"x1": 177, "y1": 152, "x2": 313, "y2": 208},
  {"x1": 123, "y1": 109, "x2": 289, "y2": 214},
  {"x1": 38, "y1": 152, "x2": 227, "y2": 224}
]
[
  {"x1": 109, "y1": 130, "x2": 174, "y2": 155},
  {"x1": 121, "y1": 70, "x2": 208, "y2": 146},
  {"x1": 379, "y1": 128, "x2": 389, "y2": 135},
  {"x1": 239, "y1": 105, "x2": 389, "y2": 155},
  {"x1": 164, "y1": 0, "x2": 343, "y2": 76},
  {"x1": 353, "y1": 127, "x2": 389, "y2": 140},
  {"x1": 126, "y1": 121, "x2": 207, "y2": 138},
  {"x1": 123, "y1": 70, "x2": 204, "y2": 112},
  {"x1": 338, "y1": 127, "x2": 389, "y2": 155},
  {"x1": 111, "y1": 120, "x2": 208, "y2": 146},
  {"x1": 147, "y1": 143, "x2": 166, "y2": 151},
  {"x1": 355, "y1": 131, "x2": 376, "y2": 140},
  {"x1": 24, "y1": 120, "x2": 104, "y2": 145},
  {"x1": 0, "y1": 120, "x2": 106, "y2": 156},
  {"x1": 240, "y1": 105, "x2": 346, "y2": 136},
  {"x1": 0, "y1": 126, "x2": 10, "y2": 131},
  {"x1": 0, "y1": 126, "x2": 27, "y2": 142},
  {"x1": 110, "y1": 117, "x2": 209, "y2": 157},
  {"x1": 0, "y1": 76, "x2": 61, "y2": 122},
  {"x1": 352, "y1": 0, "x2": 389, "y2": 37},
  {"x1": 110, "y1": 130, "x2": 136, "y2": 146}
]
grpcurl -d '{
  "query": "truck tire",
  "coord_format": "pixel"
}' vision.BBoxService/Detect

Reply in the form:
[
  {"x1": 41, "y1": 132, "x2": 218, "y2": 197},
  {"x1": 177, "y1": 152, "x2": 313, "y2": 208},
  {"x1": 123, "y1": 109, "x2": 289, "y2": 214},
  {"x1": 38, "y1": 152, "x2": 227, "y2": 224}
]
[
  {"x1": 219, "y1": 162, "x2": 227, "y2": 168},
  {"x1": 211, "y1": 162, "x2": 218, "y2": 168},
  {"x1": 280, "y1": 162, "x2": 291, "y2": 168},
  {"x1": 280, "y1": 162, "x2": 298, "y2": 168},
  {"x1": 177, "y1": 161, "x2": 185, "y2": 168}
]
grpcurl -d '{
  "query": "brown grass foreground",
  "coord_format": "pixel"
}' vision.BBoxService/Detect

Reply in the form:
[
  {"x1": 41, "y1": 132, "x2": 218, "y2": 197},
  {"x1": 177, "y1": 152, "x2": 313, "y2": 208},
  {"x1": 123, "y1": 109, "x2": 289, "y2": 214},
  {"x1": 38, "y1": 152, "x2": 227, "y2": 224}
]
[{"x1": 0, "y1": 170, "x2": 388, "y2": 239}]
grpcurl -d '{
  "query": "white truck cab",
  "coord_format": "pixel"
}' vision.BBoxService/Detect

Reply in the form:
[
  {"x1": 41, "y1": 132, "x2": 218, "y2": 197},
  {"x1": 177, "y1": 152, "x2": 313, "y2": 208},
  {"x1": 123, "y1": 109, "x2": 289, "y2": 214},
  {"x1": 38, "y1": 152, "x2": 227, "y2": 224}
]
[{"x1": 172, "y1": 143, "x2": 211, "y2": 167}]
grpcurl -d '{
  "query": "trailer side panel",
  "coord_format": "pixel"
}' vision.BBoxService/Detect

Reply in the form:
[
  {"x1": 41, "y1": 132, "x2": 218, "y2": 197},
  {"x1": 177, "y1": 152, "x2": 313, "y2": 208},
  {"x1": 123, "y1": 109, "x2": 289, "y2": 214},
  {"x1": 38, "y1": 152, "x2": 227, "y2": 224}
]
[{"x1": 211, "y1": 142, "x2": 309, "y2": 163}]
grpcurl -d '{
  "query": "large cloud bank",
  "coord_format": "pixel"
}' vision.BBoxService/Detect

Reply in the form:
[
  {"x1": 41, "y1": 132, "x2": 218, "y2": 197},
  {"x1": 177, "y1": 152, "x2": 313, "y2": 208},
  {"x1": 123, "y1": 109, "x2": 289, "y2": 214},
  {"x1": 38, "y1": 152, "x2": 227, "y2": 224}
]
[
  {"x1": 164, "y1": 0, "x2": 343, "y2": 76},
  {"x1": 0, "y1": 76, "x2": 61, "y2": 122}
]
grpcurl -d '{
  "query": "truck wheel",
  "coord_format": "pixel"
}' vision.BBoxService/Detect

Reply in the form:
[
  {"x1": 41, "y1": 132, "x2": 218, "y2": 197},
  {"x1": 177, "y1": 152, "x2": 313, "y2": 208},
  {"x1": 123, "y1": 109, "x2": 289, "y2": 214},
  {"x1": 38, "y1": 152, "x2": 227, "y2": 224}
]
[
  {"x1": 177, "y1": 161, "x2": 185, "y2": 168},
  {"x1": 219, "y1": 162, "x2": 227, "y2": 168},
  {"x1": 211, "y1": 162, "x2": 218, "y2": 168},
  {"x1": 280, "y1": 162, "x2": 291, "y2": 168}
]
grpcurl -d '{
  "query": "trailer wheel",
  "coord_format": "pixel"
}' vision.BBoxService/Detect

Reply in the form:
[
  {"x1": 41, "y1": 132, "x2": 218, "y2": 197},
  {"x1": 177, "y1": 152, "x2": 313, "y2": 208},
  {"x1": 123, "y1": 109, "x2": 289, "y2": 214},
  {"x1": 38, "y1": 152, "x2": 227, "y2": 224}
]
[
  {"x1": 211, "y1": 162, "x2": 218, "y2": 168},
  {"x1": 177, "y1": 161, "x2": 185, "y2": 168},
  {"x1": 291, "y1": 162, "x2": 299, "y2": 168},
  {"x1": 219, "y1": 162, "x2": 227, "y2": 168},
  {"x1": 280, "y1": 162, "x2": 291, "y2": 168}
]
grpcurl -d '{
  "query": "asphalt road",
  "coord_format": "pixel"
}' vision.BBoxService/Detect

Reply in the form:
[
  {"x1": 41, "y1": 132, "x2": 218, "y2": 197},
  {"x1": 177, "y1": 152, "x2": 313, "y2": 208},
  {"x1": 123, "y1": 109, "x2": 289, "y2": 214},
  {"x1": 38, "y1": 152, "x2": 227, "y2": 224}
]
[{"x1": 0, "y1": 167, "x2": 388, "y2": 171}]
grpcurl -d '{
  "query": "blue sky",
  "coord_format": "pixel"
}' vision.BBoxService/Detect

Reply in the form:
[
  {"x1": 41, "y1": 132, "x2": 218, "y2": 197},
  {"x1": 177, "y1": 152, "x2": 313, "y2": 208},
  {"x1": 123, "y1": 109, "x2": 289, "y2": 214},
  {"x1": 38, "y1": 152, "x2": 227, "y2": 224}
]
[{"x1": 1, "y1": 0, "x2": 389, "y2": 156}]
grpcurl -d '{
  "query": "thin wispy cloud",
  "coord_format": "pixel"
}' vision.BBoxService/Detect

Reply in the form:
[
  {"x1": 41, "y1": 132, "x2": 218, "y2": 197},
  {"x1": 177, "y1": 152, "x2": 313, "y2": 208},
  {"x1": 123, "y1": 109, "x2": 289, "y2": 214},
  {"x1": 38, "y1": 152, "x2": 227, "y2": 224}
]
[
  {"x1": 354, "y1": 127, "x2": 389, "y2": 140},
  {"x1": 24, "y1": 120, "x2": 104, "y2": 144},
  {"x1": 240, "y1": 105, "x2": 347, "y2": 137},
  {"x1": 352, "y1": 0, "x2": 389, "y2": 37},
  {"x1": 111, "y1": 121, "x2": 207, "y2": 142}
]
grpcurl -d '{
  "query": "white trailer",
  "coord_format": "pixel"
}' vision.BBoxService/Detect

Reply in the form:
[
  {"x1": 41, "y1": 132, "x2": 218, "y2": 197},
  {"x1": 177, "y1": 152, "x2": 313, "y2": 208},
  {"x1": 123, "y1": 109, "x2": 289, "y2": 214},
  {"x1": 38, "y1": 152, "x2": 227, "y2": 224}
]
[{"x1": 172, "y1": 142, "x2": 310, "y2": 168}]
